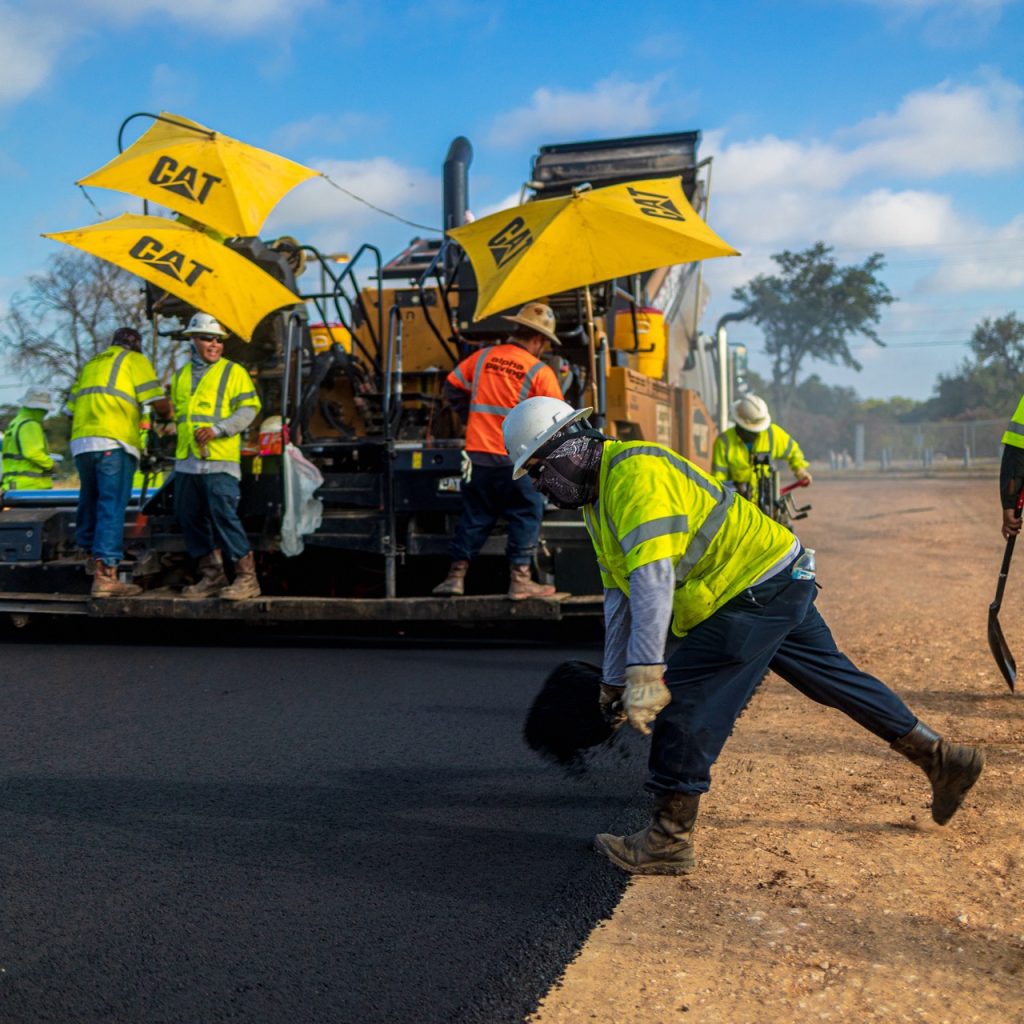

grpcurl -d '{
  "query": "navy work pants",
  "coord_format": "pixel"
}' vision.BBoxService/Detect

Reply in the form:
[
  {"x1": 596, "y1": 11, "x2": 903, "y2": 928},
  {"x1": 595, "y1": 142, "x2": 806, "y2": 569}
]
[
  {"x1": 650, "y1": 570, "x2": 918, "y2": 795},
  {"x1": 173, "y1": 472, "x2": 251, "y2": 563},
  {"x1": 74, "y1": 449, "x2": 136, "y2": 567},
  {"x1": 449, "y1": 462, "x2": 545, "y2": 565}
]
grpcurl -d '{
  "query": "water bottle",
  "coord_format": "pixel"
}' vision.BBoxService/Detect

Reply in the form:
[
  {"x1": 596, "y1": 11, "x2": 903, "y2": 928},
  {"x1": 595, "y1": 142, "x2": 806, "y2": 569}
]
[{"x1": 791, "y1": 548, "x2": 816, "y2": 581}]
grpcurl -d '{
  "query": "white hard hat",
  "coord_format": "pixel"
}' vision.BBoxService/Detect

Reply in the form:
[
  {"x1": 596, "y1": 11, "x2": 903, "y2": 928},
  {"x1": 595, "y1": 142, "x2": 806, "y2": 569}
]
[
  {"x1": 503, "y1": 396, "x2": 593, "y2": 479},
  {"x1": 183, "y1": 312, "x2": 229, "y2": 338},
  {"x1": 20, "y1": 385, "x2": 54, "y2": 411},
  {"x1": 732, "y1": 394, "x2": 771, "y2": 433}
]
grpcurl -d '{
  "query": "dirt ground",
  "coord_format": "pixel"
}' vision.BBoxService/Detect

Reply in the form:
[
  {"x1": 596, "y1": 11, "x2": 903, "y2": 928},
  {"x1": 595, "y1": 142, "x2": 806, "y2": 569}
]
[{"x1": 531, "y1": 473, "x2": 1024, "y2": 1024}]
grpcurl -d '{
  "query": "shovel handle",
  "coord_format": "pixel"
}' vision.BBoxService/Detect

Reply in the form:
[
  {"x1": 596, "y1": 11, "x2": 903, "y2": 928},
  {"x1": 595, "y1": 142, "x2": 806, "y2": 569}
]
[
  {"x1": 779, "y1": 478, "x2": 810, "y2": 496},
  {"x1": 993, "y1": 485, "x2": 1024, "y2": 610}
]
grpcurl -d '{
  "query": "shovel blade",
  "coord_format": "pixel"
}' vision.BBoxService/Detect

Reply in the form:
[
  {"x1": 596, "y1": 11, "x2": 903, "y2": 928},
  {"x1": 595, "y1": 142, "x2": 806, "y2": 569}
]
[{"x1": 987, "y1": 604, "x2": 1016, "y2": 692}]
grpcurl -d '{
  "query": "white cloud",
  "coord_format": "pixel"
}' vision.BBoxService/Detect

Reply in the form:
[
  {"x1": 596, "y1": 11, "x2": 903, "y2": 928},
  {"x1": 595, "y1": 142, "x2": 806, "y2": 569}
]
[
  {"x1": 851, "y1": 0, "x2": 1011, "y2": 43},
  {"x1": 271, "y1": 113, "x2": 383, "y2": 151},
  {"x1": 0, "y1": 4, "x2": 77, "y2": 106},
  {"x1": 266, "y1": 156, "x2": 440, "y2": 252},
  {"x1": 486, "y1": 76, "x2": 668, "y2": 149},
  {"x1": 82, "y1": 0, "x2": 323, "y2": 34}
]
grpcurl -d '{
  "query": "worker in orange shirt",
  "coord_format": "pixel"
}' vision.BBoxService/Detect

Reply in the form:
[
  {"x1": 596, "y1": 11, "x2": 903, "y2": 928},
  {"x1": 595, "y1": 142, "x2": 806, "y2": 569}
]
[{"x1": 433, "y1": 302, "x2": 566, "y2": 600}]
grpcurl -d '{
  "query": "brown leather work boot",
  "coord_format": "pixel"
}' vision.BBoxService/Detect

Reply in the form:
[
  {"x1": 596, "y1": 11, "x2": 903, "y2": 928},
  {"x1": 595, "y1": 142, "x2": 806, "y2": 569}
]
[
  {"x1": 432, "y1": 560, "x2": 469, "y2": 597},
  {"x1": 91, "y1": 560, "x2": 143, "y2": 598},
  {"x1": 595, "y1": 792, "x2": 700, "y2": 875},
  {"x1": 507, "y1": 563, "x2": 556, "y2": 601},
  {"x1": 220, "y1": 552, "x2": 261, "y2": 601},
  {"x1": 890, "y1": 721, "x2": 984, "y2": 825},
  {"x1": 182, "y1": 550, "x2": 228, "y2": 598}
]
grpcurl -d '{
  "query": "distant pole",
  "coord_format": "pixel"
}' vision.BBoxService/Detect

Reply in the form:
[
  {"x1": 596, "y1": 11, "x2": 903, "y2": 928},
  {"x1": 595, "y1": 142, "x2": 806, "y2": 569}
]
[{"x1": 854, "y1": 423, "x2": 865, "y2": 469}]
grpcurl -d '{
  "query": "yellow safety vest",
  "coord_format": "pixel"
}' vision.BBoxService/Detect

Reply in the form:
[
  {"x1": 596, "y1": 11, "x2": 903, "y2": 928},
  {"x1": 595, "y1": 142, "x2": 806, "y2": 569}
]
[
  {"x1": 582, "y1": 440, "x2": 797, "y2": 636},
  {"x1": 1, "y1": 410, "x2": 54, "y2": 489},
  {"x1": 171, "y1": 358, "x2": 261, "y2": 463},
  {"x1": 69, "y1": 346, "x2": 165, "y2": 448},
  {"x1": 711, "y1": 424, "x2": 808, "y2": 485},
  {"x1": 1002, "y1": 394, "x2": 1024, "y2": 450}
]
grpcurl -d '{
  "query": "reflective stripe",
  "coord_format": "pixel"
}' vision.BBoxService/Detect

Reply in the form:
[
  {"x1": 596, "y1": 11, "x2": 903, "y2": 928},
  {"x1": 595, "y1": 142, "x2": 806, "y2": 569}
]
[
  {"x1": 1006, "y1": 420, "x2": 1024, "y2": 436},
  {"x1": 782, "y1": 436, "x2": 794, "y2": 459},
  {"x1": 674, "y1": 488, "x2": 735, "y2": 583},
  {"x1": 620, "y1": 514, "x2": 689, "y2": 554},
  {"x1": 71, "y1": 384, "x2": 137, "y2": 405},
  {"x1": 176, "y1": 413, "x2": 216, "y2": 423},
  {"x1": 609, "y1": 444, "x2": 724, "y2": 501},
  {"x1": 469, "y1": 349, "x2": 491, "y2": 404},
  {"x1": 135, "y1": 379, "x2": 161, "y2": 395},
  {"x1": 214, "y1": 362, "x2": 234, "y2": 418},
  {"x1": 469, "y1": 402, "x2": 514, "y2": 416},
  {"x1": 519, "y1": 361, "x2": 544, "y2": 402},
  {"x1": 230, "y1": 390, "x2": 258, "y2": 407},
  {"x1": 451, "y1": 365, "x2": 471, "y2": 389},
  {"x1": 8, "y1": 469, "x2": 49, "y2": 478},
  {"x1": 711, "y1": 462, "x2": 727, "y2": 473}
]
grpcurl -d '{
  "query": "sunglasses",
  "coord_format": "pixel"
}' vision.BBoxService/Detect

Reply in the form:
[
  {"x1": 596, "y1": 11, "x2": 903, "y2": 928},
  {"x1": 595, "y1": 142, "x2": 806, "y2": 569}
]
[{"x1": 193, "y1": 334, "x2": 223, "y2": 343}]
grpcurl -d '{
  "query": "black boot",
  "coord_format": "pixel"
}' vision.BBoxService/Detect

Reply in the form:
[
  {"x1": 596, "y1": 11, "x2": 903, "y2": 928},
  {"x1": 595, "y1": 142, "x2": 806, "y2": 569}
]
[
  {"x1": 891, "y1": 721, "x2": 984, "y2": 825},
  {"x1": 594, "y1": 792, "x2": 700, "y2": 875}
]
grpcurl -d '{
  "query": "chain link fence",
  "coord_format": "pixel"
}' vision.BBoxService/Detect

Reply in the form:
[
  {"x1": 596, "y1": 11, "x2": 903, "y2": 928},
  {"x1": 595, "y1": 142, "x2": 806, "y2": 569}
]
[{"x1": 822, "y1": 418, "x2": 1006, "y2": 471}]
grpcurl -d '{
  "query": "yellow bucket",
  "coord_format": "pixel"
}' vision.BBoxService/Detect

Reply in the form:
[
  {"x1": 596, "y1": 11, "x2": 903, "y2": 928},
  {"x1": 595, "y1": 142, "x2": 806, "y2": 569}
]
[
  {"x1": 613, "y1": 307, "x2": 667, "y2": 380},
  {"x1": 309, "y1": 321, "x2": 352, "y2": 355}
]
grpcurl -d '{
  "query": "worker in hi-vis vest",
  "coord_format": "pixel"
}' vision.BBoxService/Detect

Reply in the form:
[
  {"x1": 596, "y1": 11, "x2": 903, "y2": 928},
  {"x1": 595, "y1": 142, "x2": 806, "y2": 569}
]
[
  {"x1": 2, "y1": 386, "x2": 60, "y2": 490},
  {"x1": 502, "y1": 396, "x2": 983, "y2": 877},
  {"x1": 69, "y1": 327, "x2": 172, "y2": 597},
  {"x1": 432, "y1": 301, "x2": 566, "y2": 601},
  {"x1": 998, "y1": 392, "x2": 1024, "y2": 539},
  {"x1": 170, "y1": 312, "x2": 262, "y2": 601},
  {"x1": 711, "y1": 394, "x2": 811, "y2": 497}
]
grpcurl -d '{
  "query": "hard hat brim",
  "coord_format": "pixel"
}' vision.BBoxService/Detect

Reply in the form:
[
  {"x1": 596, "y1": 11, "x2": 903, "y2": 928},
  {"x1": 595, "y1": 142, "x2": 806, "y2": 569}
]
[{"x1": 503, "y1": 313, "x2": 560, "y2": 347}]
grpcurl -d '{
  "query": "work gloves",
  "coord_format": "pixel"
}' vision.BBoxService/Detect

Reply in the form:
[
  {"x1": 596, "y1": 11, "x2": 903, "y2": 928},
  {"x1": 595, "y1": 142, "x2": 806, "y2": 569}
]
[
  {"x1": 795, "y1": 467, "x2": 813, "y2": 484},
  {"x1": 622, "y1": 664, "x2": 671, "y2": 736}
]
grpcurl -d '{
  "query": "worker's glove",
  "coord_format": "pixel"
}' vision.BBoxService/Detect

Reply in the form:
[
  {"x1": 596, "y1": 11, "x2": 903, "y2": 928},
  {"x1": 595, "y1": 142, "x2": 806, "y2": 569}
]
[
  {"x1": 795, "y1": 467, "x2": 813, "y2": 484},
  {"x1": 623, "y1": 664, "x2": 671, "y2": 736},
  {"x1": 50, "y1": 453, "x2": 64, "y2": 463},
  {"x1": 598, "y1": 682, "x2": 627, "y2": 729},
  {"x1": 460, "y1": 450, "x2": 473, "y2": 483}
]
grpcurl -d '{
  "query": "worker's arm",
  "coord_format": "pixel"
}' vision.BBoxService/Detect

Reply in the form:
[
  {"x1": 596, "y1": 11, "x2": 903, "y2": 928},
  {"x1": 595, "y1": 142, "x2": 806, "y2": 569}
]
[
  {"x1": 779, "y1": 429, "x2": 811, "y2": 481},
  {"x1": 442, "y1": 379, "x2": 470, "y2": 422},
  {"x1": 999, "y1": 443, "x2": 1024, "y2": 537},
  {"x1": 18, "y1": 420, "x2": 55, "y2": 472},
  {"x1": 602, "y1": 559, "x2": 675, "y2": 735},
  {"x1": 711, "y1": 435, "x2": 729, "y2": 481}
]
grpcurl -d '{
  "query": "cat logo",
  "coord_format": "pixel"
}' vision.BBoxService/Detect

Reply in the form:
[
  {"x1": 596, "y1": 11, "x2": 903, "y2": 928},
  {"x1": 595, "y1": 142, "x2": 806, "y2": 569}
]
[
  {"x1": 487, "y1": 216, "x2": 533, "y2": 268},
  {"x1": 627, "y1": 186, "x2": 685, "y2": 222},
  {"x1": 129, "y1": 236, "x2": 214, "y2": 286},
  {"x1": 148, "y1": 155, "x2": 223, "y2": 205}
]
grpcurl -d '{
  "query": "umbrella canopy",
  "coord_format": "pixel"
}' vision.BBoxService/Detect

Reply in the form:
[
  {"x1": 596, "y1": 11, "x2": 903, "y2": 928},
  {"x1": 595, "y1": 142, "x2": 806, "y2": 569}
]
[
  {"x1": 77, "y1": 112, "x2": 318, "y2": 240},
  {"x1": 447, "y1": 175, "x2": 740, "y2": 322},
  {"x1": 44, "y1": 214, "x2": 302, "y2": 341}
]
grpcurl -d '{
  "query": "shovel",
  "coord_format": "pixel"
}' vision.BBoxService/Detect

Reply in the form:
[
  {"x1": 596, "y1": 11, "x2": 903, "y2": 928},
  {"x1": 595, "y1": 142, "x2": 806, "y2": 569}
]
[{"x1": 988, "y1": 486, "x2": 1024, "y2": 692}]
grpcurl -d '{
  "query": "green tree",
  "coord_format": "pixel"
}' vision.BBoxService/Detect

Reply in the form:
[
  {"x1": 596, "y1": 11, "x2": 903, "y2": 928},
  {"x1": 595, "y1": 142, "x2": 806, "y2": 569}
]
[
  {"x1": 730, "y1": 242, "x2": 895, "y2": 415},
  {"x1": 916, "y1": 313, "x2": 1024, "y2": 421}
]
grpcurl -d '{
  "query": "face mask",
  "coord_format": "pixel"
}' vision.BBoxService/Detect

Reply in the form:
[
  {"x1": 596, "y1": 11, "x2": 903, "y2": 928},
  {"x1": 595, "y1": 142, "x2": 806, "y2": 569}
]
[{"x1": 529, "y1": 434, "x2": 603, "y2": 509}]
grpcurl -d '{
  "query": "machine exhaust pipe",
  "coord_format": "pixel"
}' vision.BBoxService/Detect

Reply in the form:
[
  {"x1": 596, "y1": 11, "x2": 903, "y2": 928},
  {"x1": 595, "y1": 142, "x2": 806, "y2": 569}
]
[{"x1": 443, "y1": 136, "x2": 473, "y2": 232}]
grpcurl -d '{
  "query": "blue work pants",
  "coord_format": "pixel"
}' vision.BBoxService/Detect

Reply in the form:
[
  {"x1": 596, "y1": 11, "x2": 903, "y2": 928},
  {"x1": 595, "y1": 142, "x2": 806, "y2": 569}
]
[
  {"x1": 449, "y1": 463, "x2": 545, "y2": 565},
  {"x1": 173, "y1": 472, "x2": 251, "y2": 563},
  {"x1": 650, "y1": 570, "x2": 918, "y2": 795},
  {"x1": 74, "y1": 449, "x2": 136, "y2": 567}
]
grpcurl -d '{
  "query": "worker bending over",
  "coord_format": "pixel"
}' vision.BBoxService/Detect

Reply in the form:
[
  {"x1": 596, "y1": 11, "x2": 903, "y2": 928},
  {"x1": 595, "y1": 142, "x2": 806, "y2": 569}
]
[
  {"x1": 433, "y1": 302, "x2": 565, "y2": 601},
  {"x1": 2, "y1": 386, "x2": 60, "y2": 490},
  {"x1": 504, "y1": 397, "x2": 983, "y2": 875},
  {"x1": 172, "y1": 312, "x2": 262, "y2": 600},
  {"x1": 998, "y1": 391, "x2": 1024, "y2": 539},
  {"x1": 712, "y1": 394, "x2": 811, "y2": 497}
]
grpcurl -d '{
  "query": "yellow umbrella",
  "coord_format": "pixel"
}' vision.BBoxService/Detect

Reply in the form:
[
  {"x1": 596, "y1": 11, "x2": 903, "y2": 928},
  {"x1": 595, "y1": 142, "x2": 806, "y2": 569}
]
[
  {"x1": 447, "y1": 175, "x2": 739, "y2": 321},
  {"x1": 77, "y1": 112, "x2": 318, "y2": 240},
  {"x1": 44, "y1": 214, "x2": 302, "y2": 341}
]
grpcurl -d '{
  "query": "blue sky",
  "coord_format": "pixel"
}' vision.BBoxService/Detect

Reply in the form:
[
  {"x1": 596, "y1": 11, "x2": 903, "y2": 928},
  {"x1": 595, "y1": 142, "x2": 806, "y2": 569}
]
[{"x1": 1, "y1": 0, "x2": 1022, "y2": 403}]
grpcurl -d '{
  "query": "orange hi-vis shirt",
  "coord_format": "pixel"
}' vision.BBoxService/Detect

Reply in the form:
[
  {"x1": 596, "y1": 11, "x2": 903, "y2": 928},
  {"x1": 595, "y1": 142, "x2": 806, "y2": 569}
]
[{"x1": 447, "y1": 342, "x2": 564, "y2": 456}]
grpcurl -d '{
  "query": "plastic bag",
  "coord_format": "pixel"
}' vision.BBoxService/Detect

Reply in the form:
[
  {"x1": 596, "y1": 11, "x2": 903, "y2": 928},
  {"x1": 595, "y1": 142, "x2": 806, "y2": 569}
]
[{"x1": 280, "y1": 442, "x2": 324, "y2": 557}]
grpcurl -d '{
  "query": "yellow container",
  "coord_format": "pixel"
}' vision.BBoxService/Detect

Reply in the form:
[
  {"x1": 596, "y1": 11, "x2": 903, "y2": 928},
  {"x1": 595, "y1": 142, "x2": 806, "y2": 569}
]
[
  {"x1": 613, "y1": 307, "x2": 667, "y2": 380},
  {"x1": 309, "y1": 321, "x2": 352, "y2": 355}
]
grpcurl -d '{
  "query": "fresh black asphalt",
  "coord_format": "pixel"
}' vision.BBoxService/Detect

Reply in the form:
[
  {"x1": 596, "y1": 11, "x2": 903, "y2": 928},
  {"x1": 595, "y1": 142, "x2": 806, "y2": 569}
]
[{"x1": 0, "y1": 621, "x2": 650, "y2": 1024}]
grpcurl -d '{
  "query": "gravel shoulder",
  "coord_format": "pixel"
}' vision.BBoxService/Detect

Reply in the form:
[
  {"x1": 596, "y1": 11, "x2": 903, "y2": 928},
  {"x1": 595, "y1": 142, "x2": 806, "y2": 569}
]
[{"x1": 531, "y1": 473, "x2": 1024, "y2": 1024}]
